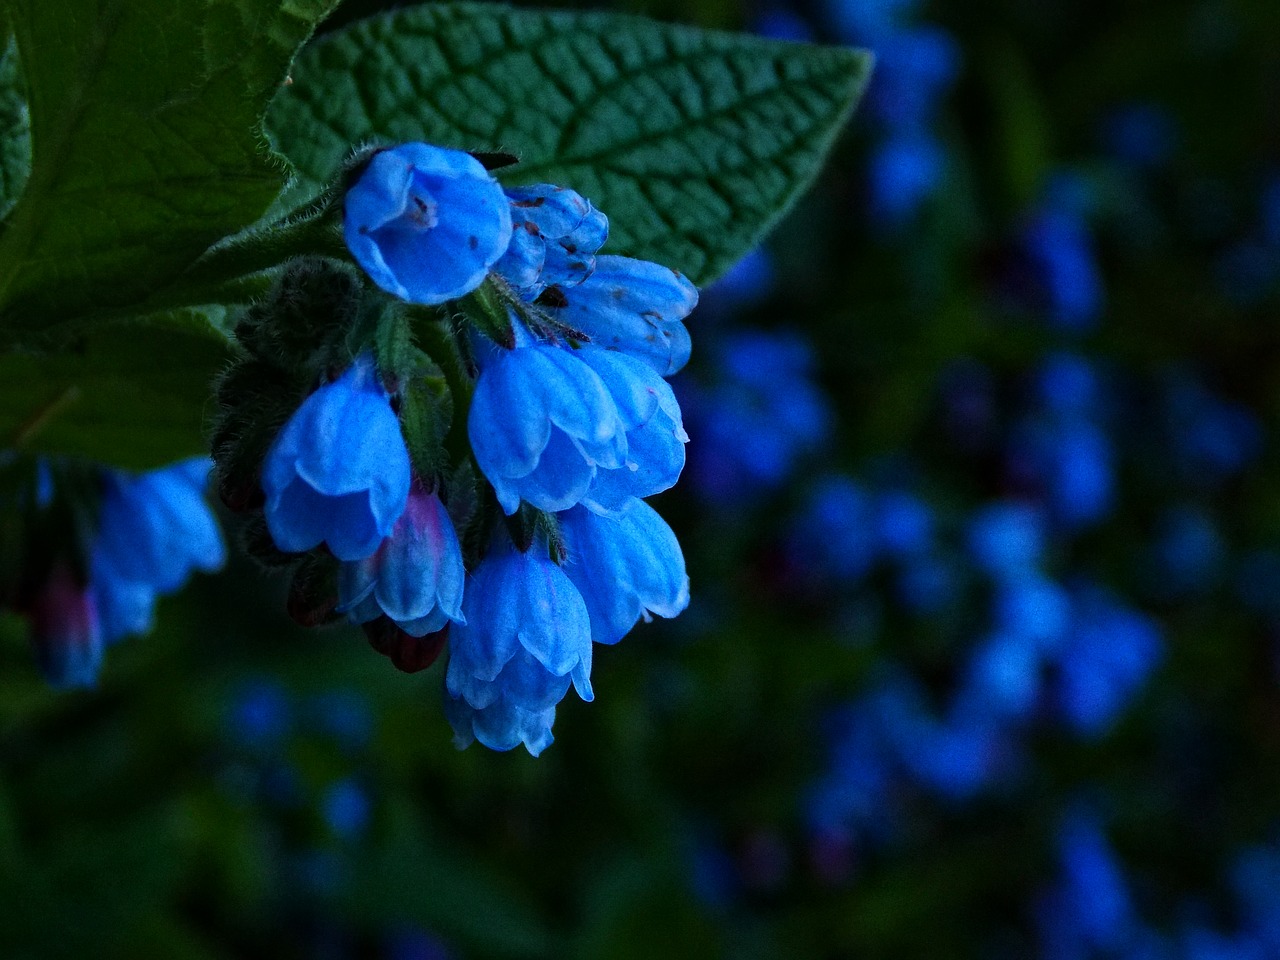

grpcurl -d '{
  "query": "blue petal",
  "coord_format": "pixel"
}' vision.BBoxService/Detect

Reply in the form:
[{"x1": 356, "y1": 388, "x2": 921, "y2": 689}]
[
  {"x1": 468, "y1": 344, "x2": 626, "y2": 514},
  {"x1": 583, "y1": 407, "x2": 686, "y2": 512},
  {"x1": 510, "y1": 428, "x2": 599, "y2": 515},
  {"x1": 398, "y1": 606, "x2": 453, "y2": 638},
  {"x1": 560, "y1": 500, "x2": 689, "y2": 645},
  {"x1": 94, "y1": 462, "x2": 224, "y2": 596},
  {"x1": 445, "y1": 543, "x2": 593, "y2": 736},
  {"x1": 575, "y1": 347, "x2": 668, "y2": 430},
  {"x1": 263, "y1": 354, "x2": 410, "y2": 559},
  {"x1": 374, "y1": 491, "x2": 465, "y2": 626},
  {"x1": 322, "y1": 491, "x2": 386, "y2": 562},
  {"x1": 92, "y1": 548, "x2": 158, "y2": 644},
  {"x1": 509, "y1": 552, "x2": 592, "y2": 677},
  {"x1": 497, "y1": 184, "x2": 609, "y2": 297},
  {"x1": 445, "y1": 693, "x2": 557, "y2": 756},
  {"x1": 343, "y1": 144, "x2": 512, "y2": 305},
  {"x1": 337, "y1": 555, "x2": 379, "y2": 614},
  {"x1": 447, "y1": 549, "x2": 524, "y2": 687},
  {"x1": 545, "y1": 256, "x2": 697, "y2": 375},
  {"x1": 498, "y1": 650, "x2": 575, "y2": 712}
]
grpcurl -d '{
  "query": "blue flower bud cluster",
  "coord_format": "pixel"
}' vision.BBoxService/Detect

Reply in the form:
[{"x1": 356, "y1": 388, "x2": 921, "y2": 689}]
[
  {"x1": 798, "y1": 348, "x2": 1268, "y2": 861},
  {"x1": 223, "y1": 143, "x2": 693, "y2": 756},
  {"x1": 763, "y1": 0, "x2": 959, "y2": 227},
  {"x1": 7, "y1": 457, "x2": 224, "y2": 688}
]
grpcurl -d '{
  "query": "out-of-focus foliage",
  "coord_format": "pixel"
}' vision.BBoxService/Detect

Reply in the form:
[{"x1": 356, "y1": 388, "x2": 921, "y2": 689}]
[{"x1": 3, "y1": 0, "x2": 1280, "y2": 957}]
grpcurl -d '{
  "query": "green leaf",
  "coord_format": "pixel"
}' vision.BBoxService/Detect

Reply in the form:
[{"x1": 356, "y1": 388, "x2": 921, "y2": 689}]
[
  {"x1": 0, "y1": 0, "x2": 340, "y2": 336},
  {"x1": 0, "y1": 36, "x2": 30, "y2": 222},
  {"x1": 0, "y1": 312, "x2": 233, "y2": 470},
  {"x1": 266, "y1": 2, "x2": 872, "y2": 285}
]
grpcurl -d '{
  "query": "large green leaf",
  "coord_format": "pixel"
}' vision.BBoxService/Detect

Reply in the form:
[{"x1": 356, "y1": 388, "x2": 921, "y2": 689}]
[
  {"x1": 266, "y1": 3, "x2": 872, "y2": 284},
  {"x1": 0, "y1": 312, "x2": 232, "y2": 470},
  {"x1": 0, "y1": 37, "x2": 30, "y2": 222},
  {"x1": 0, "y1": 0, "x2": 339, "y2": 336}
]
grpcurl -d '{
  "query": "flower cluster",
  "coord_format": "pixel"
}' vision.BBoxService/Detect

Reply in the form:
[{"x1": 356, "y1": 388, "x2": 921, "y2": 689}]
[
  {"x1": 9, "y1": 457, "x2": 225, "y2": 688},
  {"x1": 218, "y1": 143, "x2": 692, "y2": 755}
]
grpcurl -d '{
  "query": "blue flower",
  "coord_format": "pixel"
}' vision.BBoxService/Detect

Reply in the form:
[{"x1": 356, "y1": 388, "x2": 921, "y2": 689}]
[
  {"x1": 993, "y1": 574, "x2": 1072, "y2": 649},
  {"x1": 877, "y1": 683, "x2": 1008, "y2": 800},
  {"x1": 320, "y1": 777, "x2": 371, "y2": 840},
  {"x1": 806, "y1": 700, "x2": 898, "y2": 838},
  {"x1": 751, "y1": 7, "x2": 815, "y2": 42},
  {"x1": 558, "y1": 499, "x2": 690, "y2": 645},
  {"x1": 958, "y1": 631, "x2": 1043, "y2": 722},
  {"x1": 873, "y1": 490, "x2": 933, "y2": 556},
  {"x1": 574, "y1": 348, "x2": 688, "y2": 513},
  {"x1": 685, "y1": 331, "x2": 832, "y2": 504},
  {"x1": 1012, "y1": 418, "x2": 1114, "y2": 528},
  {"x1": 90, "y1": 458, "x2": 225, "y2": 644},
  {"x1": 1018, "y1": 208, "x2": 1104, "y2": 330},
  {"x1": 90, "y1": 549, "x2": 159, "y2": 642},
  {"x1": 702, "y1": 247, "x2": 775, "y2": 314},
  {"x1": 789, "y1": 476, "x2": 880, "y2": 583},
  {"x1": 868, "y1": 135, "x2": 946, "y2": 226},
  {"x1": 338, "y1": 488, "x2": 465, "y2": 636},
  {"x1": 263, "y1": 352, "x2": 411, "y2": 561},
  {"x1": 825, "y1": 0, "x2": 919, "y2": 44},
  {"x1": 26, "y1": 564, "x2": 102, "y2": 689},
  {"x1": 965, "y1": 501, "x2": 1045, "y2": 578},
  {"x1": 867, "y1": 27, "x2": 960, "y2": 130},
  {"x1": 1035, "y1": 352, "x2": 1100, "y2": 417},
  {"x1": 537, "y1": 255, "x2": 698, "y2": 376},
  {"x1": 495, "y1": 184, "x2": 608, "y2": 299},
  {"x1": 1051, "y1": 588, "x2": 1162, "y2": 735},
  {"x1": 1036, "y1": 812, "x2": 1139, "y2": 958},
  {"x1": 444, "y1": 542, "x2": 594, "y2": 756},
  {"x1": 468, "y1": 332, "x2": 688, "y2": 515},
  {"x1": 93, "y1": 458, "x2": 225, "y2": 596},
  {"x1": 227, "y1": 680, "x2": 292, "y2": 749},
  {"x1": 343, "y1": 143, "x2": 512, "y2": 304},
  {"x1": 1165, "y1": 373, "x2": 1263, "y2": 484},
  {"x1": 468, "y1": 337, "x2": 628, "y2": 515}
]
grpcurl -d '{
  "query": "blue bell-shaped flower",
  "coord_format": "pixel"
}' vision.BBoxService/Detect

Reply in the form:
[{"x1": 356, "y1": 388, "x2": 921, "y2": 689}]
[
  {"x1": 26, "y1": 564, "x2": 102, "y2": 689},
  {"x1": 538, "y1": 255, "x2": 698, "y2": 376},
  {"x1": 558, "y1": 498, "x2": 689, "y2": 645},
  {"x1": 343, "y1": 143, "x2": 512, "y2": 305},
  {"x1": 467, "y1": 333, "x2": 628, "y2": 515},
  {"x1": 339, "y1": 487, "x2": 465, "y2": 636},
  {"x1": 263, "y1": 352, "x2": 411, "y2": 561},
  {"x1": 444, "y1": 540, "x2": 594, "y2": 756}
]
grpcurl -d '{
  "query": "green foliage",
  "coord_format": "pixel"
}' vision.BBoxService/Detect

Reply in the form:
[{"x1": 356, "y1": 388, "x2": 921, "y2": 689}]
[
  {"x1": 266, "y1": 2, "x2": 872, "y2": 284},
  {"x1": 0, "y1": 312, "x2": 232, "y2": 470},
  {"x1": 0, "y1": 36, "x2": 30, "y2": 222},
  {"x1": 0, "y1": 0, "x2": 339, "y2": 336},
  {"x1": 0, "y1": 0, "x2": 340, "y2": 468}
]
